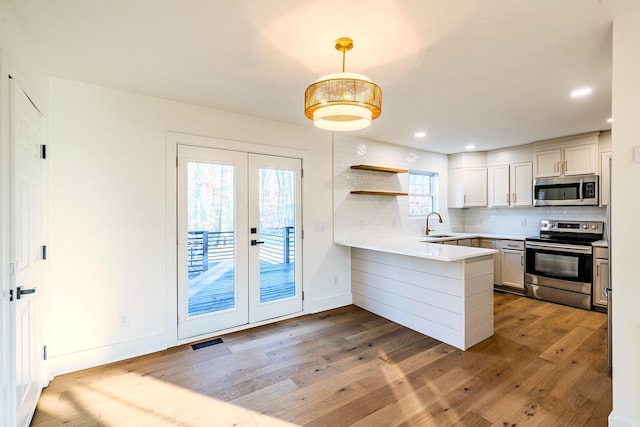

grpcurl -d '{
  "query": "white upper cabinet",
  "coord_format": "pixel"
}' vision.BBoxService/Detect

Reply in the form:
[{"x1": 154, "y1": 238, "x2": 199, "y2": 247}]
[
  {"x1": 510, "y1": 162, "x2": 533, "y2": 206},
  {"x1": 600, "y1": 151, "x2": 611, "y2": 206},
  {"x1": 448, "y1": 152, "x2": 487, "y2": 208},
  {"x1": 448, "y1": 167, "x2": 487, "y2": 208},
  {"x1": 598, "y1": 131, "x2": 612, "y2": 207},
  {"x1": 533, "y1": 133, "x2": 598, "y2": 178},
  {"x1": 533, "y1": 148, "x2": 562, "y2": 177},
  {"x1": 563, "y1": 143, "x2": 598, "y2": 175},
  {"x1": 488, "y1": 164, "x2": 510, "y2": 207},
  {"x1": 488, "y1": 162, "x2": 532, "y2": 207}
]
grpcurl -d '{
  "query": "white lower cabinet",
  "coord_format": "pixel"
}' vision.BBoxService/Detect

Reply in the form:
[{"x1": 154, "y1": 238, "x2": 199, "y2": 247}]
[
  {"x1": 497, "y1": 240, "x2": 525, "y2": 290},
  {"x1": 440, "y1": 238, "x2": 524, "y2": 290},
  {"x1": 481, "y1": 239, "x2": 500, "y2": 285},
  {"x1": 593, "y1": 247, "x2": 609, "y2": 308}
]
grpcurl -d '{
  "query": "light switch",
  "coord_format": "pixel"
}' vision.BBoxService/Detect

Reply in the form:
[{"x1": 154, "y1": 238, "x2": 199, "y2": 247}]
[{"x1": 634, "y1": 146, "x2": 640, "y2": 163}]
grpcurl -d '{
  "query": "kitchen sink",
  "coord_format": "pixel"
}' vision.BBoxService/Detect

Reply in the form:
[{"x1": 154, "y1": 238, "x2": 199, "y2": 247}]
[{"x1": 420, "y1": 234, "x2": 459, "y2": 242}]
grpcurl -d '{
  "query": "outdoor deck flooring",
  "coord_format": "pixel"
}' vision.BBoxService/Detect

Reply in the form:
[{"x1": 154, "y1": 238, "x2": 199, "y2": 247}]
[{"x1": 188, "y1": 261, "x2": 295, "y2": 316}]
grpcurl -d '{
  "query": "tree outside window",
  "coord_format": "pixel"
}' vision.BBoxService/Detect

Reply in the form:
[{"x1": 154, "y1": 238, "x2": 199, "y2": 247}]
[{"x1": 409, "y1": 171, "x2": 438, "y2": 217}]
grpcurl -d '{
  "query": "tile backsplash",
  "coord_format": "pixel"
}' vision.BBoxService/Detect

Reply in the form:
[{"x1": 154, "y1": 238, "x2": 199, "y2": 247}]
[
  {"x1": 456, "y1": 206, "x2": 606, "y2": 237},
  {"x1": 333, "y1": 135, "x2": 450, "y2": 240}
]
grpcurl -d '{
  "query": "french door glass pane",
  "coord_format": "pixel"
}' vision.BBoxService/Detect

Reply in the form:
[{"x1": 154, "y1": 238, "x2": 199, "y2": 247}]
[
  {"x1": 258, "y1": 167, "x2": 296, "y2": 303},
  {"x1": 187, "y1": 161, "x2": 236, "y2": 316}
]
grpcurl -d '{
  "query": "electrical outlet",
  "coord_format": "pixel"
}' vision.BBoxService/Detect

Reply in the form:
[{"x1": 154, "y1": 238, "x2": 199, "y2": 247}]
[{"x1": 118, "y1": 312, "x2": 130, "y2": 327}]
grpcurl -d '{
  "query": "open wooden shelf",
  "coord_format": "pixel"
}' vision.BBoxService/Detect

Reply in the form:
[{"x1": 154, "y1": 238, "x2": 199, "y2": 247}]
[
  {"x1": 350, "y1": 191, "x2": 408, "y2": 196},
  {"x1": 350, "y1": 165, "x2": 408, "y2": 173}
]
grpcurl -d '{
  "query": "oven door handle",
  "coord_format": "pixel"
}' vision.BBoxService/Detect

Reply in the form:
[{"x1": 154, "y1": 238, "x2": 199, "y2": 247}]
[{"x1": 525, "y1": 242, "x2": 592, "y2": 254}]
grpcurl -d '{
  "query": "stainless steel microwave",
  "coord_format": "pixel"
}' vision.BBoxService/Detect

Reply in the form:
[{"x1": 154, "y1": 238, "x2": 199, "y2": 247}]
[{"x1": 533, "y1": 175, "x2": 599, "y2": 206}]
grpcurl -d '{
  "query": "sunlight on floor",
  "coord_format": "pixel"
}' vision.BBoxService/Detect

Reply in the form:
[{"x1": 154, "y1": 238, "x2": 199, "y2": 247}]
[{"x1": 36, "y1": 369, "x2": 299, "y2": 426}]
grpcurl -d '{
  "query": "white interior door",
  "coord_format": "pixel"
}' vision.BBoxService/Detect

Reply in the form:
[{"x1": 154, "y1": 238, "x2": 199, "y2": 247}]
[
  {"x1": 10, "y1": 79, "x2": 47, "y2": 427},
  {"x1": 177, "y1": 146, "x2": 302, "y2": 339}
]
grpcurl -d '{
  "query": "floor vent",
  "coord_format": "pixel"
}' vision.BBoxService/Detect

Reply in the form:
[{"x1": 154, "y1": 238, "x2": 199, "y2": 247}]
[{"x1": 191, "y1": 337, "x2": 223, "y2": 350}]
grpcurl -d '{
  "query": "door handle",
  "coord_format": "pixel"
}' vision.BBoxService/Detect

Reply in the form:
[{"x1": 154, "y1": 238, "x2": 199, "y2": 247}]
[
  {"x1": 16, "y1": 286, "x2": 36, "y2": 300},
  {"x1": 251, "y1": 240, "x2": 265, "y2": 246},
  {"x1": 603, "y1": 286, "x2": 611, "y2": 297}
]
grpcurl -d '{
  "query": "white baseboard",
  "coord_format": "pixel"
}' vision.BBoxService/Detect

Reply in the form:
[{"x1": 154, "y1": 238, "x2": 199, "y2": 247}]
[
  {"x1": 48, "y1": 294, "x2": 353, "y2": 378},
  {"x1": 49, "y1": 334, "x2": 168, "y2": 377},
  {"x1": 608, "y1": 411, "x2": 638, "y2": 427},
  {"x1": 303, "y1": 292, "x2": 352, "y2": 314}
]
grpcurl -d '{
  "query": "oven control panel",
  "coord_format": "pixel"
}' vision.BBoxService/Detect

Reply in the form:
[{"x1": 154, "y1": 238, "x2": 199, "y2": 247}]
[{"x1": 539, "y1": 219, "x2": 604, "y2": 234}]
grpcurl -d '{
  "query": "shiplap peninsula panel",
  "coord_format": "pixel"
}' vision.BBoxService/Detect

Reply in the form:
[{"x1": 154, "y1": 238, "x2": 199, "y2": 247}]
[{"x1": 351, "y1": 248, "x2": 494, "y2": 350}]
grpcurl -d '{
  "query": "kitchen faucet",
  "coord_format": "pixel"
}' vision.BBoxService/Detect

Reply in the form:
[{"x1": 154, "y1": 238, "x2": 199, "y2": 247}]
[{"x1": 425, "y1": 211, "x2": 443, "y2": 235}]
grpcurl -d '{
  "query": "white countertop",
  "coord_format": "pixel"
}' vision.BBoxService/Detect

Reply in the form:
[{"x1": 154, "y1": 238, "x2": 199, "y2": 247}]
[
  {"x1": 592, "y1": 239, "x2": 608, "y2": 248},
  {"x1": 418, "y1": 232, "x2": 527, "y2": 242},
  {"x1": 335, "y1": 235, "x2": 498, "y2": 262}
]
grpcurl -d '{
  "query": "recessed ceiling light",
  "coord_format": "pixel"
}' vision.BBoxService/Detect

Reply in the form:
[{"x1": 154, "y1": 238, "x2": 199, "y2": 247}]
[
  {"x1": 465, "y1": 145, "x2": 475, "y2": 150},
  {"x1": 414, "y1": 131, "x2": 427, "y2": 138},
  {"x1": 607, "y1": 117, "x2": 613, "y2": 123},
  {"x1": 571, "y1": 87, "x2": 593, "y2": 98}
]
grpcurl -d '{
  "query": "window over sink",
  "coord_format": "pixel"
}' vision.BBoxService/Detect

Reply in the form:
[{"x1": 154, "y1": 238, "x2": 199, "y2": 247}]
[{"x1": 409, "y1": 170, "x2": 439, "y2": 217}]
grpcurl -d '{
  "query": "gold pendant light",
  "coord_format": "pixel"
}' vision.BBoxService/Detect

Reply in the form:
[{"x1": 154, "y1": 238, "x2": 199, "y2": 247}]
[{"x1": 304, "y1": 37, "x2": 382, "y2": 131}]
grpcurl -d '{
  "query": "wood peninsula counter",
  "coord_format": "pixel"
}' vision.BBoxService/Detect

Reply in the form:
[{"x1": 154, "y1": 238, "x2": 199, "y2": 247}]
[{"x1": 335, "y1": 237, "x2": 498, "y2": 350}]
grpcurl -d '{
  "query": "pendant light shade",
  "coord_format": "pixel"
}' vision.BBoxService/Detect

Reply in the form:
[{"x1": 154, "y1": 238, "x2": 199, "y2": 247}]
[{"x1": 304, "y1": 38, "x2": 382, "y2": 131}]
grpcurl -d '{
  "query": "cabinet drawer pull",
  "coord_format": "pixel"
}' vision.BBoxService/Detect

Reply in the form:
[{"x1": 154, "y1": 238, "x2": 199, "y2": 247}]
[{"x1": 512, "y1": 193, "x2": 516, "y2": 203}]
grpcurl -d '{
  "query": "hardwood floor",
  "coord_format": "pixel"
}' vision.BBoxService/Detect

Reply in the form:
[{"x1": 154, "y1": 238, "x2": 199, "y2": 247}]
[{"x1": 32, "y1": 292, "x2": 610, "y2": 426}]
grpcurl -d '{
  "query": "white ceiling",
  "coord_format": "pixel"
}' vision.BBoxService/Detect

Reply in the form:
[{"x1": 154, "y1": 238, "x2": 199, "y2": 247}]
[{"x1": 8, "y1": 0, "x2": 640, "y2": 153}]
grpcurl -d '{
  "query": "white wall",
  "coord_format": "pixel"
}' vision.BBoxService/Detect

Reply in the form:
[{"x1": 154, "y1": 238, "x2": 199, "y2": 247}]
[
  {"x1": 610, "y1": 10, "x2": 640, "y2": 427},
  {"x1": 0, "y1": 1, "x2": 49, "y2": 426},
  {"x1": 333, "y1": 135, "x2": 452, "y2": 240},
  {"x1": 47, "y1": 78, "x2": 351, "y2": 375}
]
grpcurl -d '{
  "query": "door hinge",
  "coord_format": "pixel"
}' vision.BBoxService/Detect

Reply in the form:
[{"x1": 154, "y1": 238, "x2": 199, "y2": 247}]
[
  {"x1": 302, "y1": 230, "x2": 304, "y2": 240},
  {"x1": 42, "y1": 245, "x2": 47, "y2": 260},
  {"x1": 40, "y1": 144, "x2": 47, "y2": 160},
  {"x1": 43, "y1": 345, "x2": 48, "y2": 361},
  {"x1": 9, "y1": 289, "x2": 13, "y2": 302},
  {"x1": 302, "y1": 291, "x2": 305, "y2": 301},
  {"x1": 301, "y1": 168, "x2": 304, "y2": 178},
  {"x1": 176, "y1": 157, "x2": 179, "y2": 168}
]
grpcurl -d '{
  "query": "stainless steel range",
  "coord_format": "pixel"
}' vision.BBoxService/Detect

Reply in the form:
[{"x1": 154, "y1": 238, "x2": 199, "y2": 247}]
[{"x1": 525, "y1": 219, "x2": 604, "y2": 310}]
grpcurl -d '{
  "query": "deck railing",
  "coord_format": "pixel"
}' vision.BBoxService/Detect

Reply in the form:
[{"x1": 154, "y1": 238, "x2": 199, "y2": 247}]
[
  {"x1": 260, "y1": 227, "x2": 295, "y2": 265},
  {"x1": 188, "y1": 227, "x2": 294, "y2": 274}
]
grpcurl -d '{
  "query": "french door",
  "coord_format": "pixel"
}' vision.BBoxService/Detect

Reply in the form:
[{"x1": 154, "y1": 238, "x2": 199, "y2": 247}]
[{"x1": 177, "y1": 145, "x2": 302, "y2": 339}]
